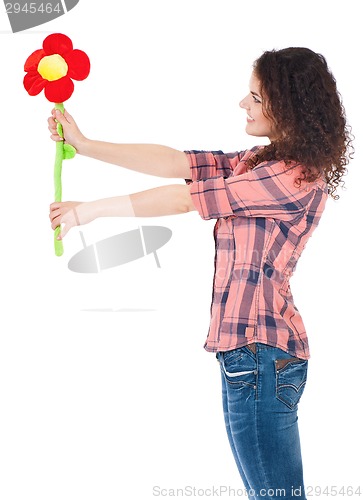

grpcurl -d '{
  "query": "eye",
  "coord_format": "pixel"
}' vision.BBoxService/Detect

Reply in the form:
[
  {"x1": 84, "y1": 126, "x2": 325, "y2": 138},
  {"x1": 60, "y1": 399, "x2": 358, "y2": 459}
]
[{"x1": 252, "y1": 95, "x2": 261, "y2": 104}]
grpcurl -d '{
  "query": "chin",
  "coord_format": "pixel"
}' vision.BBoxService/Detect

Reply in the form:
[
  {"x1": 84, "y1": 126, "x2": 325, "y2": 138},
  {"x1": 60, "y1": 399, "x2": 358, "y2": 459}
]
[{"x1": 246, "y1": 128, "x2": 262, "y2": 138}]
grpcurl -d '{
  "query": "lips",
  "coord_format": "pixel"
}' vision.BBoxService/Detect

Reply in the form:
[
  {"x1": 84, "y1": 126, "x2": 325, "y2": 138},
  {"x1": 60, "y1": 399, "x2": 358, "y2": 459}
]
[{"x1": 246, "y1": 114, "x2": 254, "y2": 122}]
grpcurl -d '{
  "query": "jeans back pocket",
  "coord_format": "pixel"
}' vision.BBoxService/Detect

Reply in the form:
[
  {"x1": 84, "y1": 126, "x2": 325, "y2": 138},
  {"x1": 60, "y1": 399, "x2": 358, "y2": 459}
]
[{"x1": 275, "y1": 358, "x2": 308, "y2": 409}]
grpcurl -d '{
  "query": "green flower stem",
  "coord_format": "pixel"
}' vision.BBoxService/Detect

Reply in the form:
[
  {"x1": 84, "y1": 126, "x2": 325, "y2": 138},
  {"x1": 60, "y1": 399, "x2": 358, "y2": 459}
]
[{"x1": 54, "y1": 102, "x2": 65, "y2": 256}]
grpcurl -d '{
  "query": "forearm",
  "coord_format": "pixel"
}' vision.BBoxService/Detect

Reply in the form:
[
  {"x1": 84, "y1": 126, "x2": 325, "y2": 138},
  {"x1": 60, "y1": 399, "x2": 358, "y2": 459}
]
[
  {"x1": 50, "y1": 184, "x2": 196, "y2": 239},
  {"x1": 87, "y1": 184, "x2": 196, "y2": 220},
  {"x1": 78, "y1": 140, "x2": 191, "y2": 179},
  {"x1": 50, "y1": 109, "x2": 191, "y2": 178}
]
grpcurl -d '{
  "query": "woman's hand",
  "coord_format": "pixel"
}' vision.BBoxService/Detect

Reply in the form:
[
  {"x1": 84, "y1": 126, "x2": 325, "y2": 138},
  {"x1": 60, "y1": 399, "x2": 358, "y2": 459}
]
[
  {"x1": 49, "y1": 201, "x2": 96, "y2": 239},
  {"x1": 48, "y1": 108, "x2": 87, "y2": 153}
]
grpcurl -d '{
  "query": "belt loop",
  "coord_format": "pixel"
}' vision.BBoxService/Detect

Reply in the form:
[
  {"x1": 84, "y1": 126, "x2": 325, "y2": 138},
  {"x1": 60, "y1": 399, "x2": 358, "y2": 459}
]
[{"x1": 246, "y1": 343, "x2": 256, "y2": 354}]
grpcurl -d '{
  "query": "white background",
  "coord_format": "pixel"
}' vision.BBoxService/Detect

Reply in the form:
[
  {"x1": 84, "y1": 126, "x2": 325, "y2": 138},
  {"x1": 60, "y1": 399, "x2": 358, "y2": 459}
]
[{"x1": 0, "y1": 1, "x2": 362, "y2": 499}]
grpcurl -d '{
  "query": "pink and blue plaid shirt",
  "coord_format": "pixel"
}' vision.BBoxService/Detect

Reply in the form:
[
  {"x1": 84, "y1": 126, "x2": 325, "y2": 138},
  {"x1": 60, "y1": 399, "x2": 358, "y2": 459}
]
[{"x1": 185, "y1": 147, "x2": 328, "y2": 360}]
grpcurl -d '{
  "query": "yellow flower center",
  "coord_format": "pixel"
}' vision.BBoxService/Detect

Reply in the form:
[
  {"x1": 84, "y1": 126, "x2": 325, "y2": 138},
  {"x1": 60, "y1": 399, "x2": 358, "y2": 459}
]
[{"x1": 37, "y1": 54, "x2": 68, "y2": 81}]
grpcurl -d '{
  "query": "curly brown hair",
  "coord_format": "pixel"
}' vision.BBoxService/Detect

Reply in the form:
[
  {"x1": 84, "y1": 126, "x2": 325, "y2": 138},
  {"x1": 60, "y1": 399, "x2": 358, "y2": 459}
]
[{"x1": 247, "y1": 47, "x2": 354, "y2": 199}]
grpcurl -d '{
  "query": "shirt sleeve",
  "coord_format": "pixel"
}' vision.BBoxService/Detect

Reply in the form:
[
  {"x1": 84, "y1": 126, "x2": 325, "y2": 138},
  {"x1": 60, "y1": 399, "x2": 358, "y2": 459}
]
[
  {"x1": 188, "y1": 160, "x2": 321, "y2": 222},
  {"x1": 184, "y1": 150, "x2": 245, "y2": 183}
]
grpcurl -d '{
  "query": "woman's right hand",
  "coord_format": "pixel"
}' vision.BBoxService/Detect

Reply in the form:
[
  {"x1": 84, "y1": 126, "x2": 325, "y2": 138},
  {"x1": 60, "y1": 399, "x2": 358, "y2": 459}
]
[
  {"x1": 49, "y1": 200, "x2": 97, "y2": 239},
  {"x1": 48, "y1": 108, "x2": 87, "y2": 153}
]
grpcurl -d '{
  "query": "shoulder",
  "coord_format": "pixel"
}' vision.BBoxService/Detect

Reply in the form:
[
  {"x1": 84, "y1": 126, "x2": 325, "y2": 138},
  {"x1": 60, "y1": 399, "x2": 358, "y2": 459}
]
[
  {"x1": 238, "y1": 145, "x2": 264, "y2": 162},
  {"x1": 253, "y1": 159, "x2": 327, "y2": 192}
]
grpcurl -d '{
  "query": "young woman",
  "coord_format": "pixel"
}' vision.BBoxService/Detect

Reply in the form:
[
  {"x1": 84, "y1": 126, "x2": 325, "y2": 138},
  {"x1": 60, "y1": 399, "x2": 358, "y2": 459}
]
[{"x1": 49, "y1": 47, "x2": 353, "y2": 500}]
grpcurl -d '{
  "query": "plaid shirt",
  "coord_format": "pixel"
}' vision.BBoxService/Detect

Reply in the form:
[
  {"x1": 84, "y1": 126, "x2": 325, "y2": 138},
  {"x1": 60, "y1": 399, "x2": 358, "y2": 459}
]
[{"x1": 185, "y1": 147, "x2": 328, "y2": 359}]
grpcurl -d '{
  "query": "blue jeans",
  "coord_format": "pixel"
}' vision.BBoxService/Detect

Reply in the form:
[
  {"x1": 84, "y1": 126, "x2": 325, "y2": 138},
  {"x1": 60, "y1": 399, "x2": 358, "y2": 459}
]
[{"x1": 217, "y1": 343, "x2": 308, "y2": 500}]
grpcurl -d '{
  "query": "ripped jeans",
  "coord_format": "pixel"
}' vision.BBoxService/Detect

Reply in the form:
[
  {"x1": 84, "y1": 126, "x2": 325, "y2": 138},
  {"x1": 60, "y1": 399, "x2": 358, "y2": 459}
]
[{"x1": 217, "y1": 343, "x2": 308, "y2": 500}]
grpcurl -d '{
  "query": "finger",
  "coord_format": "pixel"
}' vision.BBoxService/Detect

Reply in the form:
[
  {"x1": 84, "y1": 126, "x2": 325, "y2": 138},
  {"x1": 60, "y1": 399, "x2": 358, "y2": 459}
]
[
  {"x1": 49, "y1": 206, "x2": 63, "y2": 221},
  {"x1": 50, "y1": 202, "x2": 62, "y2": 210},
  {"x1": 50, "y1": 133, "x2": 64, "y2": 142},
  {"x1": 49, "y1": 208, "x2": 62, "y2": 223},
  {"x1": 48, "y1": 116, "x2": 56, "y2": 128},
  {"x1": 50, "y1": 208, "x2": 66, "y2": 226},
  {"x1": 54, "y1": 108, "x2": 69, "y2": 125},
  {"x1": 48, "y1": 122, "x2": 57, "y2": 134},
  {"x1": 48, "y1": 115, "x2": 64, "y2": 140},
  {"x1": 63, "y1": 109, "x2": 74, "y2": 123},
  {"x1": 48, "y1": 119, "x2": 59, "y2": 135},
  {"x1": 59, "y1": 223, "x2": 70, "y2": 239},
  {"x1": 48, "y1": 121, "x2": 59, "y2": 133},
  {"x1": 51, "y1": 216, "x2": 63, "y2": 230},
  {"x1": 50, "y1": 201, "x2": 77, "y2": 211},
  {"x1": 58, "y1": 216, "x2": 75, "y2": 239},
  {"x1": 54, "y1": 108, "x2": 73, "y2": 126},
  {"x1": 54, "y1": 223, "x2": 64, "y2": 240}
]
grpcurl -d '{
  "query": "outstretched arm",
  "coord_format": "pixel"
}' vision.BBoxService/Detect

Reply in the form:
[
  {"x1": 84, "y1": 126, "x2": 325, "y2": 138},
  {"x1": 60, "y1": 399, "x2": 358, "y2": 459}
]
[
  {"x1": 49, "y1": 184, "x2": 196, "y2": 239},
  {"x1": 48, "y1": 109, "x2": 191, "y2": 179}
]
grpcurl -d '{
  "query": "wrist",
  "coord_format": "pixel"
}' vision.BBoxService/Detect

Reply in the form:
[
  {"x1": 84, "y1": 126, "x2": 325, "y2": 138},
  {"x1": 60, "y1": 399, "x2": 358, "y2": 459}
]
[
  {"x1": 75, "y1": 200, "x2": 99, "y2": 226},
  {"x1": 75, "y1": 136, "x2": 91, "y2": 156}
]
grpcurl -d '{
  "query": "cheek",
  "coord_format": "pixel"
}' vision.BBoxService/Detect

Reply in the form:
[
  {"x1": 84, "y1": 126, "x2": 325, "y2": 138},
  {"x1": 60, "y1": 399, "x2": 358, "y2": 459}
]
[
  {"x1": 258, "y1": 111, "x2": 274, "y2": 130},
  {"x1": 253, "y1": 109, "x2": 266, "y2": 124}
]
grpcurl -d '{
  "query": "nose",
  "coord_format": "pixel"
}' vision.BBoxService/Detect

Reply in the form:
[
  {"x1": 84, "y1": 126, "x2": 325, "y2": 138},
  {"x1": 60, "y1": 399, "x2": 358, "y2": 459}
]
[{"x1": 239, "y1": 96, "x2": 249, "y2": 109}]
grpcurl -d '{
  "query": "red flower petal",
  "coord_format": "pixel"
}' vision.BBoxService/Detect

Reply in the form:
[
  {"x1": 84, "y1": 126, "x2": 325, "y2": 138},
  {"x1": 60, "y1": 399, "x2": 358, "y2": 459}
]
[
  {"x1": 44, "y1": 76, "x2": 74, "y2": 103},
  {"x1": 43, "y1": 33, "x2": 73, "y2": 57},
  {"x1": 24, "y1": 49, "x2": 46, "y2": 72},
  {"x1": 23, "y1": 71, "x2": 46, "y2": 96},
  {"x1": 64, "y1": 49, "x2": 91, "y2": 81}
]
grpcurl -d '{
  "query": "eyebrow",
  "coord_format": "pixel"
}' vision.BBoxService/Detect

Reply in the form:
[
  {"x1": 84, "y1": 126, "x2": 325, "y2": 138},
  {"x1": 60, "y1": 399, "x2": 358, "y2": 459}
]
[{"x1": 251, "y1": 91, "x2": 262, "y2": 98}]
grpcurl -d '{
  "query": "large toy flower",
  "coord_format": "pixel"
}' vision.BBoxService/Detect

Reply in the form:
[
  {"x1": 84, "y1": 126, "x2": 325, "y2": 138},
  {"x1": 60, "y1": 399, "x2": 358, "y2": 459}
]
[
  {"x1": 24, "y1": 33, "x2": 90, "y2": 103},
  {"x1": 23, "y1": 33, "x2": 90, "y2": 257}
]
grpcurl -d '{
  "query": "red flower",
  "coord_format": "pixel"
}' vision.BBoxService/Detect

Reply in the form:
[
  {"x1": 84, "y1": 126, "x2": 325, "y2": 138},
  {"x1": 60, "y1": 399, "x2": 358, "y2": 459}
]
[{"x1": 24, "y1": 33, "x2": 90, "y2": 103}]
